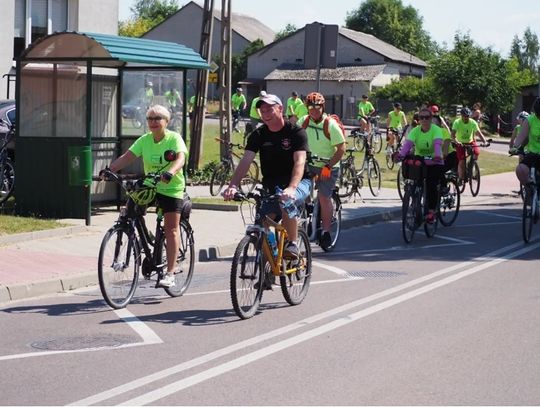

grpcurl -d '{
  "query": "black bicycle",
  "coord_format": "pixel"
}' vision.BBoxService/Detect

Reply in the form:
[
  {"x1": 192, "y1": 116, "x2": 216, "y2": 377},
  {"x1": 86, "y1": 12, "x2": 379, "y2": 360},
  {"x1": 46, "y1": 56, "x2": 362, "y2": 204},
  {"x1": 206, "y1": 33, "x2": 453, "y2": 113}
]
[
  {"x1": 0, "y1": 118, "x2": 15, "y2": 205},
  {"x1": 453, "y1": 139, "x2": 491, "y2": 196},
  {"x1": 96, "y1": 154, "x2": 195, "y2": 309}
]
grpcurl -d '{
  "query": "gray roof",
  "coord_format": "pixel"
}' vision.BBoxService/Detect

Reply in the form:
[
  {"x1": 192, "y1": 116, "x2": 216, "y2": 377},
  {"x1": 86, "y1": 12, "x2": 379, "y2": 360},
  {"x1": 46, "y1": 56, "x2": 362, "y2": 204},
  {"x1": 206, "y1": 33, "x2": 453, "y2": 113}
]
[
  {"x1": 229, "y1": 12, "x2": 275, "y2": 45},
  {"x1": 265, "y1": 65, "x2": 387, "y2": 81},
  {"x1": 339, "y1": 27, "x2": 427, "y2": 67}
]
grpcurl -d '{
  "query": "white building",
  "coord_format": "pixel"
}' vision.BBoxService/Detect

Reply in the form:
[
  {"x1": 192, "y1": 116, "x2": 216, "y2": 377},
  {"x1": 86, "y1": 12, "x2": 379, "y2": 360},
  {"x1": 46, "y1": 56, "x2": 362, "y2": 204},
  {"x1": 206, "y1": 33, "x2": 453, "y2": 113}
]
[{"x1": 0, "y1": 0, "x2": 119, "y2": 99}]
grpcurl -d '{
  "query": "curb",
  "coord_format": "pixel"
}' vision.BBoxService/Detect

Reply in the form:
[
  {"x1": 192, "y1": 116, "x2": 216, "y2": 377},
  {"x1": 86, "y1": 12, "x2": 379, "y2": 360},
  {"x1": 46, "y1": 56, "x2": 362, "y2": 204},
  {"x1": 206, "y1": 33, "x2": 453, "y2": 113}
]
[{"x1": 0, "y1": 225, "x2": 89, "y2": 246}]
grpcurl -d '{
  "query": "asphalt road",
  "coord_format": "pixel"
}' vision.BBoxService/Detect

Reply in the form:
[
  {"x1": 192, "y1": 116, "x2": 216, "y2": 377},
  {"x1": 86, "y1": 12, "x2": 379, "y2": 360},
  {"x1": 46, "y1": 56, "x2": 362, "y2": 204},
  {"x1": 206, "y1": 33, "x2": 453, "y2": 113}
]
[{"x1": 1, "y1": 193, "x2": 539, "y2": 405}]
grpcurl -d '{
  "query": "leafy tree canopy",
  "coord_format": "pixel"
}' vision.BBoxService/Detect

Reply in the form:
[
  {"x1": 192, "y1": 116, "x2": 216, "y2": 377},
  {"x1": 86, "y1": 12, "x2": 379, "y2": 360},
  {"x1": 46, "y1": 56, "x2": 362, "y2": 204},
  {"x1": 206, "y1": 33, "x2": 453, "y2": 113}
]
[
  {"x1": 119, "y1": 0, "x2": 179, "y2": 37},
  {"x1": 275, "y1": 24, "x2": 298, "y2": 41},
  {"x1": 509, "y1": 27, "x2": 539, "y2": 74}
]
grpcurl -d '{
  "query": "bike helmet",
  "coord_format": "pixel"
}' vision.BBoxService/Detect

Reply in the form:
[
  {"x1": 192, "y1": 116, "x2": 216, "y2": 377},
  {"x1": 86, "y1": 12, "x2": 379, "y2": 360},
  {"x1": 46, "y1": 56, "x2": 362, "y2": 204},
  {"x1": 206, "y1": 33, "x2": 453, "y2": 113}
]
[
  {"x1": 517, "y1": 111, "x2": 529, "y2": 121},
  {"x1": 533, "y1": 97, "x2": 540, "y2": 116},
  {"x1": 430, "y1": 105, "x2": 440, "y2": 114},
  {"x1": 129, "y1": 186, "x2": 156, "y2": 206},
  {"x1": 305, "y1": 92, "x2": 325, "y2": 106},
  {"x1": 461, "y1": 107, "x2": 472, "y2": 117},
  {"x1": 393, "y1": 102, "x2": 402, "y2": 109}
]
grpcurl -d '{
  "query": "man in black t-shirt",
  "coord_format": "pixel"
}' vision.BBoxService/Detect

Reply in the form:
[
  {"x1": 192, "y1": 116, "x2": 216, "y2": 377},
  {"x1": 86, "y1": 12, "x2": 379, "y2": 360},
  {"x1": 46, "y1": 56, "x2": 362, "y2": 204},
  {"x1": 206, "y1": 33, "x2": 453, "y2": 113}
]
[{"x1": 223, "y1": 93, "x2": 311, "y2": 259}]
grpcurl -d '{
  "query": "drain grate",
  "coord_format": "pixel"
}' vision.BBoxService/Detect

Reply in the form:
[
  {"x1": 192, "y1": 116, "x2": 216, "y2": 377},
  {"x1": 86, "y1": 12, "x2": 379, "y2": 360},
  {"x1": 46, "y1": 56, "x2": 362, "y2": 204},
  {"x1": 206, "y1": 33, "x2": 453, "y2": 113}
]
[
  {"x1": 347, "y1": 271, "x2": 406, "y2": 279},
  {"x1": 31, "y1": 334, "x2": 138, "y2": 351}
]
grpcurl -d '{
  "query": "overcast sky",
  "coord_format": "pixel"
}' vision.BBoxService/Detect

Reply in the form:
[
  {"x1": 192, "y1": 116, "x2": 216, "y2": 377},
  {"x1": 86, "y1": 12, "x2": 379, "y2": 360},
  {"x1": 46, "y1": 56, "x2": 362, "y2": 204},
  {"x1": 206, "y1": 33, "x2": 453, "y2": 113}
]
[{"x1": 118, "y1": 0, "x2": 540, "y2": 56}]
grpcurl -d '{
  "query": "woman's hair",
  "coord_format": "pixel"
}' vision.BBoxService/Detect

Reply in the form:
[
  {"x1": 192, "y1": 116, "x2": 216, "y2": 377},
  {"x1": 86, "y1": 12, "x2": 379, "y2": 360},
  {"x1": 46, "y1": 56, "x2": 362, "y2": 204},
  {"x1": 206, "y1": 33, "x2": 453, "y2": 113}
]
[
  {"x1": 533, "y1": 97, "x2": 540, "y2": 117},
  {"x1": 146, "y1": 104, "x2": 170, "y2": 121}
]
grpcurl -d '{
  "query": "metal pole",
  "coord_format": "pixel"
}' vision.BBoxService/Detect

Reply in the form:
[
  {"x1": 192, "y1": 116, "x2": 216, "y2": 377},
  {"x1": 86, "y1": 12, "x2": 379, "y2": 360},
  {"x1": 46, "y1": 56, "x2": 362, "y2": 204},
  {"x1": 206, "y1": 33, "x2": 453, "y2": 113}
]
[{"x1": 315, "y1": 24, "x2": 322, "y2": 92}]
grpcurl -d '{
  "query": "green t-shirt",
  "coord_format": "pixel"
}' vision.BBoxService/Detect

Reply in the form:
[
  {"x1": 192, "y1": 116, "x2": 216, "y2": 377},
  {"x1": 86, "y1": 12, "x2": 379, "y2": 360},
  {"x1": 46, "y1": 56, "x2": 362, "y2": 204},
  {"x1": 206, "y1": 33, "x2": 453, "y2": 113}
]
[
  {"x1": 287, "y1": 97, "x2": 304, "y2": 116},
  {"x1": 406, "y1": 124, "x2": 443, "y2": 157},
  {"x1": 441, "y1": 127, "x2": 455, "y2": 155},
  {"x1": 526, "y1": 113, "x2": 540, "y2": 153},
  {"x1": 249, "y1": 97, "x2": 260, "y2": 119},
  {"x1": 452, "y1": 118, "x2": 480, "y2": 143},
  {"x1": 303, "y1": 114, "x2": 346, "y2": 168},
  {"x1": 388, "y1": 110, "x2": 406, "y2": 129},
  {"x1": 357, "y1": 100, "x2": 374, "y2": 118},
  {"x1": 165, "y1": 90, "x2": 181, "y2": 107},
  {"x1": 231, "y1": 93, "x2": 246, "y2": 110},
  {"x1": 295, "y1": 102, "x2": 308, "y2": 119},
  {"x1": 129, "y1": 130, "x2": 188, "y2": 198},
  {"x1": 188, "y1": 95, "x2": 195, "y2": 112}
]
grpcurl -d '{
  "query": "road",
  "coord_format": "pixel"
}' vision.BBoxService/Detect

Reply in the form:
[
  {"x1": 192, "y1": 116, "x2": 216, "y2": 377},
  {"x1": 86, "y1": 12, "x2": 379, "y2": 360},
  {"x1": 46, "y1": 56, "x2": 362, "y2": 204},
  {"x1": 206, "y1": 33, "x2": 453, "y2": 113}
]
[{"x1": 1, "y1": 193, "x2": 539, "y2": 405}]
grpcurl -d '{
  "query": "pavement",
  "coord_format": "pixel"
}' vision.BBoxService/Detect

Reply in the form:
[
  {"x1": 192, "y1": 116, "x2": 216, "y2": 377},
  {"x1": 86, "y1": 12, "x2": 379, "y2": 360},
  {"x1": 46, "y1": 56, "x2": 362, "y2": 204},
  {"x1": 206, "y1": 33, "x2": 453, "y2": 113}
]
[{"x1": 0, "y1": 163, "x2": 520, "y2": 304}]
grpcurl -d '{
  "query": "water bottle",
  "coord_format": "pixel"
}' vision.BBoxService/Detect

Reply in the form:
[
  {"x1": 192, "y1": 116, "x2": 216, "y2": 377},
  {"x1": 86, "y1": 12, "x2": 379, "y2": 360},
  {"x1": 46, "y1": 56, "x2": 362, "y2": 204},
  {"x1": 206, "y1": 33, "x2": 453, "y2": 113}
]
[
  {"x1": 276, "y1": 187, "x2": 300, "y2": 219},
  {"x1": 267, "y1": 230, "x2": 278, "y2": 257}
]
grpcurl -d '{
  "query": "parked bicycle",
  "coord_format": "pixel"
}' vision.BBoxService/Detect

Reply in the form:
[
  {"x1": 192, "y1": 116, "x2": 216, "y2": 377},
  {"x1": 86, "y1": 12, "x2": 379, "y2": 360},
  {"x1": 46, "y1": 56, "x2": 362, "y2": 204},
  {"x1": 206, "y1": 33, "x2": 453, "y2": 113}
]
[
  {"x1": 0, "y1": 118, "x2": 15, "y2": 205},
  {"x1": 209, "y1": 137, "x2": 260, "y2": 196},
  {"x1": 510, "y1": 149, "x2": 540, "y2": 243},
  {"x1": 95, "y1": 156, "x2": 195, "y2": 309},
  {"x1": 230, "y1": 188, "x2": 312, "y2": 319},
  {"x1": 453, "y1": 139, "x2": 491, "y2": 196},
  {"x1": 304, "y1": 154, "x2": 342, "y2": 251},
  {"x1": 338, "y1": 130, "x2": 381, "y2": 200},
  {"x1": 122, "y1": 104, "x2": 145, "y2": 129}
]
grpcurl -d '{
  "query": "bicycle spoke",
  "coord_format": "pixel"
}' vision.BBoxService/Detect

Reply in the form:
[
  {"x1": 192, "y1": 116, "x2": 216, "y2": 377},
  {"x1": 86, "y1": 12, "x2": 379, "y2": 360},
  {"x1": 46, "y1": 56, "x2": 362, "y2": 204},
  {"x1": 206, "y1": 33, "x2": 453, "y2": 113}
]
[{"x1": 280, "y1": 229, "x2": 312, "y2": 305}]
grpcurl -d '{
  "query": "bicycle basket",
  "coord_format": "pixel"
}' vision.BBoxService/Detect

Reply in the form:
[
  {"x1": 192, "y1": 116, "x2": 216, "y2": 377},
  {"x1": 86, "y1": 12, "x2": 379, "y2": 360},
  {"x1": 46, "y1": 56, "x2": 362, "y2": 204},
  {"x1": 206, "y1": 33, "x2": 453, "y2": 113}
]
[
  {"x1": 128, "y1": 186, "x2": 156, "y2": 206},
  {"x1": 402, "y1": 160, "x2": 423, "y2": 181}
]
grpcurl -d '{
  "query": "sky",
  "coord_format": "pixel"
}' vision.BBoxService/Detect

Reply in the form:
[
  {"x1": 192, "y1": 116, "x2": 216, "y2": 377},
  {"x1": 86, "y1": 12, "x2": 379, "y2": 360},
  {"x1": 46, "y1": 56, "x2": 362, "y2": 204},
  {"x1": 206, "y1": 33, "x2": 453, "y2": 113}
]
[{"x1": 118, "y1": 0, "x2": 540, "y2": 57}]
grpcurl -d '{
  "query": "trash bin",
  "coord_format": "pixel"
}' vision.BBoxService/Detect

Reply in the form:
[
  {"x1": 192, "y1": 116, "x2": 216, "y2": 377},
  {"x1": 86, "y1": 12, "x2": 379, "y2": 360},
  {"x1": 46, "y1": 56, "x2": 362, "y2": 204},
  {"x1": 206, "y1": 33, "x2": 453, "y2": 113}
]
[{"x1": 67, "y1": 145, "x2": 92, "y2": 186}]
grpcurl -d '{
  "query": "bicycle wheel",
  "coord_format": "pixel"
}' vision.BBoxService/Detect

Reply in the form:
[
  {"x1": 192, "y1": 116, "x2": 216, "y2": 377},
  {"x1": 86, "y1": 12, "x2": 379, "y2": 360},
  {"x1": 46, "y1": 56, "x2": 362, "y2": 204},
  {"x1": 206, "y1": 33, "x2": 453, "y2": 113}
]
[
  {"x1": 98, "y1": 225, "x2": 140, "y2": 309},
  {"x1": 372, "y1": 132, "x2": 383, "y2": 153},
  {"x1": 469, "y1": 160, "x2": 481, "y2": 197},
  {"x1": 321, "y1": 193, "x2": 342, "y2": 252},
  {"x1": 164, "y1": 220, "x2": 195, "y2": 297},
  {"x1": 397, "y1": 165, "x2": 406, "y2": 201},
  {"x1": 338, "y1": 165, "x2": 355, "y2": 199},
  {"x1": 386, "y1": 146, "x2": 395, "y2": 170},
  {"x1": 240, "y1": 160, "x2": 259, "y2": 193},
  {"x1": 230, "y1": 234, "x2": 264, "y2": 319},
  {"x1": 438, "y1": 178, "x2": 461, "y2": 226},
  {"x1": 209, "y1": 162, "x2": 230, "y2": 196},
  {"x1": 402, "y1": 187, "x2": 417, "y2": 244},
  {"x1": 280, "y1": 229, "x2": 312, "y2": 305},
  {"x1": 368, "y1": 159, "x2": 381, "y2": 197},
  {"x1": 353, "y1": 134, "x2": 365, "y2": 152},
  {"x1": 0, "y1": 157, "x2": 15, "y2": 204},
  {"x1": 522, "y1": 186, "x2": 534, "y2": 243}
]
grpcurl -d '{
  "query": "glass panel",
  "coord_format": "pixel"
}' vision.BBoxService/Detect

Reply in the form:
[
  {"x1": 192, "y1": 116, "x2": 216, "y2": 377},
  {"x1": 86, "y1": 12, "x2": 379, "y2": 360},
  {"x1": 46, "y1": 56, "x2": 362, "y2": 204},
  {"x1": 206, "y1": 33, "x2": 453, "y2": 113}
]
[
  {"x1": 19, "y1": 62, "x2": 87, "y2": 138},
  {"x1": 14, "y1": 0, "x2": 25, "y2": 37},
  {"x1": 51, "y1": 0, "x2": 67, "y2": 32},
  {"x1": 31, "y1": 0, "x2": 47, "y2": 28}
]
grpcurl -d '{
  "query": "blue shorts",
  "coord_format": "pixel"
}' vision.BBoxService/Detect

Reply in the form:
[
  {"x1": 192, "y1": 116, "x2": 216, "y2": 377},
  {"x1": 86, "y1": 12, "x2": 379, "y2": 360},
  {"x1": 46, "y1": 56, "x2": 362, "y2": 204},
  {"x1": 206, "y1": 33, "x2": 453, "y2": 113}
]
[{"x1": 260, "y1": 178, "x2": 312, "y2": 220}]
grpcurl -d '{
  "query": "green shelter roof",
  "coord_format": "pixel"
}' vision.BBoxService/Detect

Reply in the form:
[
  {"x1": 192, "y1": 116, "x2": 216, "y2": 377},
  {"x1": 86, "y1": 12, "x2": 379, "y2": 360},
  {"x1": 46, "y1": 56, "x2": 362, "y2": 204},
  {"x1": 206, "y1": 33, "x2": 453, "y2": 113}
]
[{"x1": 20, "y1": 31, "x2": 210, "y2": 70}]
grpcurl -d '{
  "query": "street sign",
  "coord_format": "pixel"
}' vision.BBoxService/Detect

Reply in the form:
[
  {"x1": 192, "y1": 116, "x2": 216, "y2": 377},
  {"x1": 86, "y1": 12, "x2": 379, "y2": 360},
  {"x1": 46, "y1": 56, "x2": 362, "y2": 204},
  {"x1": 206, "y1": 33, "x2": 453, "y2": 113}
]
[
  {"x1": 209, "y1": 61, "x2": 219, "y2": 73},
  {"x1": 208, "y1": 72, "x2": 218, "y2": 83}
]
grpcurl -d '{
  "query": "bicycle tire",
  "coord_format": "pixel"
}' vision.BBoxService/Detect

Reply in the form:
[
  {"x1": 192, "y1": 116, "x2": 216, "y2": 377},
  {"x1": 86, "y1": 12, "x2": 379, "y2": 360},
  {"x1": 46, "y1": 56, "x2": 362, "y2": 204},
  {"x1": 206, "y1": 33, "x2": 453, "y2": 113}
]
[
  {"x1": 372, "y1": 132, "x2": 383, "y2": 153},
  {"x1": 209, "y1": 162, "x2": 230, "y2": 196},
  {"x1": 438, "y1": 178, "x2": 461, "y2": 227},
  {"x1": 230, "y1": 234, "x2": 264, "y2": 319},
  {"x1": 368, "y1": 159, "x2": 381, "y2": 197},
  {"x1": 338, "y1": 165, "x2": 356, "y2": 199},
  {"x1": 470, "y1": 160, "x2": 481, "y2": 197},
  {"x1": 321, "y1": 193, "x2": 342, "y2": 252},
  {"x1": 386, "y1": 147, "x2": 395, "y2": 170},
  {"x1": 402, "y1": 187, "x2": 417, "y2": 244},
  {"x1": 522, "y1": 186, "x2": 534, "y2": 243},
  {"x1": 280, "y1": 229, "x2": 312, "y2": 305},
  {"x1": 0, "y1": 157, "x2": 15, "y2": 204},
  {"x1": 354, "y1": 134, "x2": 365, "y2": 152},
  {"x1": 240, "y1": 160, "x2": 259, "y2": 194},
  {"x1": 397, "y1": 165, "x2": 405, "y2": 201},
  {"x1": 164, "y1": 219, "x2": 195, "y2": 297},
  {"x1": 98, "y1": 225, "x2": 140, "y2": 309}
]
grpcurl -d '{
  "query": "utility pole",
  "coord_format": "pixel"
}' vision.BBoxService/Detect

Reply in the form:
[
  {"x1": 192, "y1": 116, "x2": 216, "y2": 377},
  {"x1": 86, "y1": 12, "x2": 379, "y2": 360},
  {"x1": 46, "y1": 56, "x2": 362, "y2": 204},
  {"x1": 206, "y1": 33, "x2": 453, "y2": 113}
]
[
  {"x1": 218, "y1": 0, "x2": 232, "y2": 156},
  {"x1": 188, "y1": 0, "x2": 214, "y2": 171}
]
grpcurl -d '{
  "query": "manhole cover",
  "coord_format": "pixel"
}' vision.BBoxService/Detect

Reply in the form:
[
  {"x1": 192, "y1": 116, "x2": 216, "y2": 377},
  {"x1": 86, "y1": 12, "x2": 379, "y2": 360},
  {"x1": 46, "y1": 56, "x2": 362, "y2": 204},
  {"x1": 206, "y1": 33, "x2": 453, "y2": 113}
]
[
  {"x1": 347, "y1": 271, "x2": 406, "y2": 278},
  {"x1": 31, "y1": 334, "x2": 138, "y2": 351}
]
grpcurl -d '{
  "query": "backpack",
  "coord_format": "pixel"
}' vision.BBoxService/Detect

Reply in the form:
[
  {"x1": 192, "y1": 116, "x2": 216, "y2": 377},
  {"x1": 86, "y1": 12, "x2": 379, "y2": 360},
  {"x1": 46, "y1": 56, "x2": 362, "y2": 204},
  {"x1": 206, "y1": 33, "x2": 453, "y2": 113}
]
[{"x1": 302, "y1": 114, "x2": 346, "y2": 141}]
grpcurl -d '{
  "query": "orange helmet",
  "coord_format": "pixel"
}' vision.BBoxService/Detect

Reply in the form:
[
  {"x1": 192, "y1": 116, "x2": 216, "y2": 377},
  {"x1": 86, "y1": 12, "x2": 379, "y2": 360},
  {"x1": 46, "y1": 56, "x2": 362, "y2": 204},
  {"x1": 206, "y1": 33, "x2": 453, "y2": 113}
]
[{"x1": 305, "y1": 92, "x2": 325, "y2": 106}]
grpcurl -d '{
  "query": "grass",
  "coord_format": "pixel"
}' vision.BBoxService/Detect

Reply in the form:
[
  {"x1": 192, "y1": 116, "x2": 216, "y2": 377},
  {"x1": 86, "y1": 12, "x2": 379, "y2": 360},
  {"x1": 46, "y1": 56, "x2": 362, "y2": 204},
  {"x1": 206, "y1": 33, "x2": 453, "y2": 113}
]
[{"x1": 0, "y1": 214, "x2": 68, "y2": 236}]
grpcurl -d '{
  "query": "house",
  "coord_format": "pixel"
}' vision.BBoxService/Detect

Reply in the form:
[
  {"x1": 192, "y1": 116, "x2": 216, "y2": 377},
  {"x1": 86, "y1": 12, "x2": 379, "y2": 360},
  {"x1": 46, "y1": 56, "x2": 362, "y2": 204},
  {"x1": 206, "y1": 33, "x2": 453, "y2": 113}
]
[
  {"x1": 0, "y1": 0, "x2": 119, "y2": 99},
  {"x1": 246, "y1": 24, "x2": 427, "y2": 121}
]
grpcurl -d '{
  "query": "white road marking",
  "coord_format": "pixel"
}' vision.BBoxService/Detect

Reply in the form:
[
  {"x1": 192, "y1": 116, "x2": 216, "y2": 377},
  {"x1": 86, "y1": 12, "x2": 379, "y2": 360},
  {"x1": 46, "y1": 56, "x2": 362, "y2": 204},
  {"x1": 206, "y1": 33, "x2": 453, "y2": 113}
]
[
  {"x1": 119, "y1": 239, "x2": 540, "y2": 406},
  {"x1": 456, "y1": 221, "x2": 520, "y2": 228},
  {"x1": 312, "y1": 260, "x2": 357, "y2": 277},
  {"x1": 477, "y1": 211, "x2": 521, "y2": 220},
  {"x1": 0, "y1": 309, "x2": 162, "y2": 361},
  {"x1": 69, "y1": 238, "x2": 536, "y2": 406}
]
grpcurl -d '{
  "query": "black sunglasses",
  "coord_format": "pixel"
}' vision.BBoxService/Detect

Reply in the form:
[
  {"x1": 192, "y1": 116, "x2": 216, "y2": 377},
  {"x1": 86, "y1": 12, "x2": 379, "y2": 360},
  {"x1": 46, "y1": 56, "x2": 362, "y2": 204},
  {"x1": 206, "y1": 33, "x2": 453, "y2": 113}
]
[
  {"x1": 418, "y1": 115, "x2": 431, "y2": 120},
  {"x1": 147, "y1": 116, "x2": 164, "y2": 121}
]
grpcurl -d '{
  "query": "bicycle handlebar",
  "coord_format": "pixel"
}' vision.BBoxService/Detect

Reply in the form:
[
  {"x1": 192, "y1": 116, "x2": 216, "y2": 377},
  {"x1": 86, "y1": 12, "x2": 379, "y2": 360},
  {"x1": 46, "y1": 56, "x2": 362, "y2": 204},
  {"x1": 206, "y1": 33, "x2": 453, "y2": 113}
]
[{"x1": 215, "y1": 137, "x2": 243, "y2": 149}]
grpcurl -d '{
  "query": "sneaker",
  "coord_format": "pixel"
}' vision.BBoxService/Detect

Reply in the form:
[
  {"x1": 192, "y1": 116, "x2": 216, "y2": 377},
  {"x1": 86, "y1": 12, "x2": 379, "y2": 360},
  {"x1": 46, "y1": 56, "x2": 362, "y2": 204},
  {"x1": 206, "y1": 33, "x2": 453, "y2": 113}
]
[
  {"x1": 319, "y1": 231, "x2": 332, "y2": 250},
  {"x1": 254, "y1": 272, "x2": 275, "y2": 290},
  {"x1": 158, "y1": 273, "x2": 176, "y2": 288},
  {"x1": 283, "y1": 241, "x2": 299, "y2": 259},
  {"x1": 425, "y1": 211, "x2": 435, "y2": 224}
]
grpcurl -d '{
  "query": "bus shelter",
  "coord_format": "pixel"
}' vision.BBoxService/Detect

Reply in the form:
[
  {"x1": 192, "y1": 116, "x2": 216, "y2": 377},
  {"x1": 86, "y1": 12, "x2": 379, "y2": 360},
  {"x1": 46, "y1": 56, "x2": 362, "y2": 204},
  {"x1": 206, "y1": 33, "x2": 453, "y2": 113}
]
[{"x1": 16, "y1": 32, "x2": 209, "y2": 224}]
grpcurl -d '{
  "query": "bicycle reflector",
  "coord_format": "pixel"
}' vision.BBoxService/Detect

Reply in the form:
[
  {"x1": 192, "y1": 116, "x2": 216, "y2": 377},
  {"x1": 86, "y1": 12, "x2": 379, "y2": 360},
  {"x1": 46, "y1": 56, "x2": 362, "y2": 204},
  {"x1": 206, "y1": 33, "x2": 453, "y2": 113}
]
[{"x1": 129, "y1": 186, "x2": 156, "y2": 206}]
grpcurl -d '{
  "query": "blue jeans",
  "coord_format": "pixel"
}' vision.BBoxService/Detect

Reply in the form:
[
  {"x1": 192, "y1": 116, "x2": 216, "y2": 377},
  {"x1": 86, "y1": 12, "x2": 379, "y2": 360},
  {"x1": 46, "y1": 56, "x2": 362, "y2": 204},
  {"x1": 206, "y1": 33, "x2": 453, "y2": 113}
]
[{"x1": 260, "y1": 178, "x2": 312, "y2": 220}]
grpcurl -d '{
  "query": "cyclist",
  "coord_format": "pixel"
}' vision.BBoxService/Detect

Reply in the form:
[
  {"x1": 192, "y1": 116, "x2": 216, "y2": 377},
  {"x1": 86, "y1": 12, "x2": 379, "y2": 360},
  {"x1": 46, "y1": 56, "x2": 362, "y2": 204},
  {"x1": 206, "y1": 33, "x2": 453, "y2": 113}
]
[
  {"x1": 223, "y1": 93, "x2": 311, "y2": 259},
  {"x1": 472, "y1": 102, "x2": 483, "y2": 125},
  {"x1": 165, "y1": 87, "x2": 182, "y2": 113},
  {"x1": 286, "y1": 91, "x2": 305, "y2": 125},
  {"x1": 430, "y1": 105, "x2": 455, "y2": 173},
  {"x1": 509, "y1": 111, "x2": 530, "y2": 152},
  {"x1": 386, "y1": 102, "x2": 407, "y2": 153},
  {"x1": 512, "y1": 97, "x2": 540, "y2": 185},
  {"x1": 451, "y1": 107, "x2": 488, "y2": 183},
  {"x1": 249, "y1": 90, "x2": 266, "y2": 130},
  {"x1": 301, "y1": 91, "x2": 346, "y2": 250},
  {"x1": 357, "y1": 94, "x2": 375, "y2": 134},
  {"x1": 103, "y1": 104, "x2": 188, "y2": 288},
  {"x1": 188, "y1": 94, "x2": 196, "y2": 135},
  {"x1": 395, "y1": 107, "x2": 445, "y2": 223},
  {"x1": 231, "y1": 88, "x2": 247, "y2": 132},
  {"x1": 144, "y1": 81, "x2": 154, "y2": 107}
]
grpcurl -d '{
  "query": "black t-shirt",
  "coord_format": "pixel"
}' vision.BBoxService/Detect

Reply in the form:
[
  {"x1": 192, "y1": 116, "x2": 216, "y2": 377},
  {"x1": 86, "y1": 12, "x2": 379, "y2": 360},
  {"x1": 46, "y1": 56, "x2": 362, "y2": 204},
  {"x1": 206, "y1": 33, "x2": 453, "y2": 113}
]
[{"x1": 245, "y1": 121, "x2": 310, "y2": 190}]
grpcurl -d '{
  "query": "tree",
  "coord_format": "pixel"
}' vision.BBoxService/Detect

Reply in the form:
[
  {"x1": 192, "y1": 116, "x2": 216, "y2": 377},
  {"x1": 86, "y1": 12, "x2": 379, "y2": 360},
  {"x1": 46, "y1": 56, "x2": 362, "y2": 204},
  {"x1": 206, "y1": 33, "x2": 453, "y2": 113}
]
[
  {"x1": 373, "y1": 76, "x2": 436, "y2": 108},
  {"x1": 428, "y1": 33, "x2": 522, "y2": 113},
  {"x1": 345, "y1": 0, "x2": 438, "y2": 61},
  {"x1": 213, "y1": 39, "x2": 265, "y2": 89},
  {"x1": 119, "y1": 0, "x2": 179, "y2": 37},
  {"x1": 275, "y1": 24, "x2": 298, "y2": 41},
  {"x1": 509, "y1": 27, "x2": 539, "y2": 72}
]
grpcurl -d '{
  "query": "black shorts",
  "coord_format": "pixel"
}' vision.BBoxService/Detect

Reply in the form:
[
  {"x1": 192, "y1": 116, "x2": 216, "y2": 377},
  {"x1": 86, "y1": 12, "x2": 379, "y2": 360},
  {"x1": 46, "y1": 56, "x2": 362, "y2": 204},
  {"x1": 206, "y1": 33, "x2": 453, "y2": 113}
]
[
  {"x1": 155, "y1": 193, "x2": 184, "y2": 214},
  {"x1": 521, "y1": 153, "x2": 540, "y2": 170}
]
